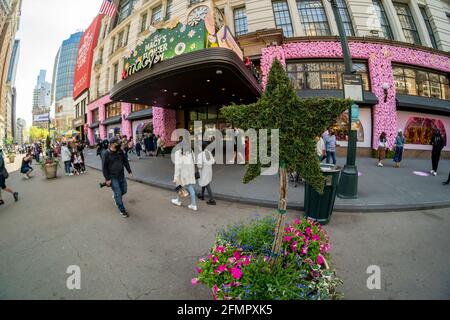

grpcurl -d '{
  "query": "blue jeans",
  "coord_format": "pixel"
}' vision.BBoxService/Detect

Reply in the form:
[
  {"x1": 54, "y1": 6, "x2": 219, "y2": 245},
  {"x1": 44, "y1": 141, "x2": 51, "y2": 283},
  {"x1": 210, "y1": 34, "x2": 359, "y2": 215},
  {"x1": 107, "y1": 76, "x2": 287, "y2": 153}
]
[
  {"x1": 393, "y1": 146, "x2": 403, "y2": 163},
  {"x1": 176, "y1": 184, "x2": 196, "y2": 206},
  {"x1": 64, "y1": 161, "x2": 71, "y2": 174},
  {"x1": 111, "y1": 177, "x2": 127, "y2": 211},
  {"x1": 326, "y1": 151, "x2": 336, "y2": 165}
]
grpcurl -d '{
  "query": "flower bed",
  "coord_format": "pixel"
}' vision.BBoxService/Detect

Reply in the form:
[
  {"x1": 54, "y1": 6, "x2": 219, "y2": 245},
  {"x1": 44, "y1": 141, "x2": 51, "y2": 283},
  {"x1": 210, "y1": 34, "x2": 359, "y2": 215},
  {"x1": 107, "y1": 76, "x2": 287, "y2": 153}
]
[{"x1": 192, "y1": 216, "x2": 342, "y2": 300}]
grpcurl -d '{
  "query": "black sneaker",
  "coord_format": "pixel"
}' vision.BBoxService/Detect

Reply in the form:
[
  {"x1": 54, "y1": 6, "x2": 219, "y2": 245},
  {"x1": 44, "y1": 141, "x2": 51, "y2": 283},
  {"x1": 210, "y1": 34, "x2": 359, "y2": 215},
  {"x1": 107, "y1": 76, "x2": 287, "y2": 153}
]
[
  {"x1": 119, "y1": 208, "x2": 129, "y2": 218},
  {"x1": 197, "y1": 194, "x2": 205, "y2": 200},
  {"x1": 206, "y1": 199, "x2": 216, "y2": 205},
  {"x1": 443, "y1": 181, "x2": 449, "y2": 185},
  {"x1": 13, "y1": 192, "x2": 18, "y2": 202}
]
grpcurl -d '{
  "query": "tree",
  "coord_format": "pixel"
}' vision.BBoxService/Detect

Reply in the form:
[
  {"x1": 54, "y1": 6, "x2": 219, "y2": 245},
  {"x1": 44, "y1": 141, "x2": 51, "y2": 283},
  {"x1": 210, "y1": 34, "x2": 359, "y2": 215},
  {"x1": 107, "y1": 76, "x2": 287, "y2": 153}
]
[
  {"x1": 221, "y1": 59, "x2": 350, "y2": 259},
  {"x1": 29, "y1": 126, "x2": 48, "y2": 142}
]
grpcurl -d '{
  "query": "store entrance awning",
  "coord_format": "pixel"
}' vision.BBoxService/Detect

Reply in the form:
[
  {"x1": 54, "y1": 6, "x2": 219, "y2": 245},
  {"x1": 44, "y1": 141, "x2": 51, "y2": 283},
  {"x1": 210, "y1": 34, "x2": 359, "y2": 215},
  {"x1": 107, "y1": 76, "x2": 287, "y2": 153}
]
[{"x1": 110, "y1": 48, "x2": 262, "y2": 109}]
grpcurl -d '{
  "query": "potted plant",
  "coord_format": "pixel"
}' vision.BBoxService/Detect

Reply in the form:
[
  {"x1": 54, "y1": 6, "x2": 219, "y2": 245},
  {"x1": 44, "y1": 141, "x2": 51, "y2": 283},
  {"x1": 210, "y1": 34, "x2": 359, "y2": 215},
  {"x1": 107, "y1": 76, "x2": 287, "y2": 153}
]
[
  {"x1": 39, "y1": 136, "x2": 59, "y2": 179},
  {"x1": 4, "y1": 136, "x2": 15, "y2": 163}
]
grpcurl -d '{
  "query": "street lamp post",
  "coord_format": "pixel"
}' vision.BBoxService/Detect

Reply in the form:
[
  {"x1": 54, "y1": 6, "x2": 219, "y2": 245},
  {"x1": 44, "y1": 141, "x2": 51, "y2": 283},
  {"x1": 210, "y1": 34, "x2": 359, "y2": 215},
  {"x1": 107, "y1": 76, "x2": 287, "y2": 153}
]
[{"x1": 329, "y1": 0, "x2": 358, "y2": 198}]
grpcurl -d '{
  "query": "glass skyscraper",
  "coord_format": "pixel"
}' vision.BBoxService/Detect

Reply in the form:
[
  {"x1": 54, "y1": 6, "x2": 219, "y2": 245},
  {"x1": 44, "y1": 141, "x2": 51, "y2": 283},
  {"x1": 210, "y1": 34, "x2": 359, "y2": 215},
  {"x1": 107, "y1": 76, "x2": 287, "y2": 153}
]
[{"x1": 52, "y1": 31, "x2": 83, "y2": 102}]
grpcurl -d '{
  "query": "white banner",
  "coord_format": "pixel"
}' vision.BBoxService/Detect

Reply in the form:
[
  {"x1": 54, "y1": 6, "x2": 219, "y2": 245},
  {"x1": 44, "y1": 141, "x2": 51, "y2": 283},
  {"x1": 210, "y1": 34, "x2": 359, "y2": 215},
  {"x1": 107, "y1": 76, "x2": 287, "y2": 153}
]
[{"x1": 34, "y1": 113, "x2": 50, "y2": 122}]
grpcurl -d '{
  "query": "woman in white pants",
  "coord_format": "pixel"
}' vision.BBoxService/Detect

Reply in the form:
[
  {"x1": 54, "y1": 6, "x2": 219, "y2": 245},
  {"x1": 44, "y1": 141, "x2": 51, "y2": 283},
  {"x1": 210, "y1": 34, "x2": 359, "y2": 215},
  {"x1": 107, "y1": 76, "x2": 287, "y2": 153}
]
[{"x1": 172, "y1": 146, "x2": 197, "y2": 211}]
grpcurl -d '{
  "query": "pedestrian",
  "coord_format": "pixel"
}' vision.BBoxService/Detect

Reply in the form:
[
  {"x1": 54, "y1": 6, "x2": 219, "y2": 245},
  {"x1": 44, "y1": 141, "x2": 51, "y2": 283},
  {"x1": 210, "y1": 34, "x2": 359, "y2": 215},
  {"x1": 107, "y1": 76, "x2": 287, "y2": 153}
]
[
  {"x1": 128, "y1": 137, "x2": 134, "y2": 155},
  {"x1": 72, "y1": 151, "x2": 82, "y2": 175},
  {"x1": 102, "y1": 136, "x2": 133, "y2": 217},
  {"x1": 0, "y1": 149, "x2": 19, "y2": 205},
  {"x1": 144, "y1": 133, "x2": 153, "y2": 156},
  {"x1": 197, "y1": 146, "x2": 216, "y2": 205},
  {"x1": 20, "y1": 152, "x2": 34, "y2": 179},
  {"x1": 77, "y1": 144, "x2": 86, "y2": 174},
  {"x1": 315, "y1": 136, "x2": 326, "y2": 162},
  {"x1": 171, "y1": 139, "x2": 197, "y2": 211},
  {"x1": 430, "y1": 128, "x2": 445, "y2": 176},
  {"x1": 155, "y1": 135, "x2": 165, "y2": 157},
  {"x1": 61, "y1": 142, "x2": 72, "y2": 176},
  {"x1": 393, "y1": 129, "x2": 405, "y2": 168},
  {"x1": 377, "y1": 132, "x2": 387, "y2": 167},
  {"x1": 443, "y1": 170, "x2": 450, "y2": 185},
  {"x1": 325, "y1": 129, "x2": 337, "y2": 165},
  {"x1": 135, "y1": 139, "x2": 142, "y2": 158}
]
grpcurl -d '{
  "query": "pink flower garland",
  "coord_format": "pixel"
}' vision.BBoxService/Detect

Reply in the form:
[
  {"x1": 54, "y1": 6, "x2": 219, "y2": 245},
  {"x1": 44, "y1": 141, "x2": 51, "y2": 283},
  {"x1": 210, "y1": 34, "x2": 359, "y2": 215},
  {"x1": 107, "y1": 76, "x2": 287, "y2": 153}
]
[
  {"x1": 261, "y1": 41, "x2": 450, "y2": 150},
  {"x1": 152, "y1": 106, "x2": 177, "y2": 147}
]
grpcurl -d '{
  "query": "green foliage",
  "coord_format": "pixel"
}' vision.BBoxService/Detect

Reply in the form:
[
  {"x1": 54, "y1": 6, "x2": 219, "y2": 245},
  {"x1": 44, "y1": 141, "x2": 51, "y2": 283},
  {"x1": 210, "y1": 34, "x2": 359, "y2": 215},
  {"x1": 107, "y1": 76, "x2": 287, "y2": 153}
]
[
  {"x1": 4, "y1": 136, "x2": 14, "y2": 147},
  {"x1": 29, "y1": 126, "x2": 48, "y2": 142},
  {"x1": 217, "y1": 215, "x2": 276, "y2": 256},
  {"x1": 221, "y1": 59, "x2": 350, "y2": 193}
]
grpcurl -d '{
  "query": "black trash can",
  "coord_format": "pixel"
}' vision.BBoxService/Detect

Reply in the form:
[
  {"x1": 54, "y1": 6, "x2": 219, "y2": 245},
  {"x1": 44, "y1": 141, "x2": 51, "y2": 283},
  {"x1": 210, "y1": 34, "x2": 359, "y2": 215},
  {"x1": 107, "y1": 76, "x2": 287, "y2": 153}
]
[{"x1": 304, "y1": 163, "x2": 341, "y2": 225}]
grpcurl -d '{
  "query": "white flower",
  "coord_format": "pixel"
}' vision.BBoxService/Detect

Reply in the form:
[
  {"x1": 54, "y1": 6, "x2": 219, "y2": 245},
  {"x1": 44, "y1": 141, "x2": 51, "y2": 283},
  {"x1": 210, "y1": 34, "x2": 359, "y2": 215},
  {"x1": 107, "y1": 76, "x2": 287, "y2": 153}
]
[
  {"x1": 188, "y1": 30, "x2": 196, "y2": 38},
  {"x1": 175, "y1": 42, "x2": 186, "y2": 55},
  {"x1": 180, "y1": 24, "x2": 186, "y2": 33}
]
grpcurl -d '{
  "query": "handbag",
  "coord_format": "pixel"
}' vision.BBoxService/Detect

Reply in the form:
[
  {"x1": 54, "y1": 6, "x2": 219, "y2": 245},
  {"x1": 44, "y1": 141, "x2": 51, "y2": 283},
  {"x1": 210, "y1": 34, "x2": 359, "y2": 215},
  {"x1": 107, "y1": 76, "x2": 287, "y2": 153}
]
[{"x1": 175, "y1": 185, "x2": 189, "y2": 198}]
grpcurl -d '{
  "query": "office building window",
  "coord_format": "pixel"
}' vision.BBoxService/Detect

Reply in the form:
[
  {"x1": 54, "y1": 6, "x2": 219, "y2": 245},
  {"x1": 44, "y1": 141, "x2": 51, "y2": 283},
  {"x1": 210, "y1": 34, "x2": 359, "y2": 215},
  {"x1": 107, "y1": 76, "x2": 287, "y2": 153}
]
[
  {"x1": 141, "y1": 12, "x2": 148, "y2": 32},
  {"x1": 335, "y1": 0, "x2": 354, "y2": 36},
  {"x1": 372, "y1": 0, "x2": 393, "y2": 40},
  {"x1": 234, "y1": 7, "x2": 248, "y2": 36},
  {"x1": 272, "y1": 1, "x2": 294, "y2": 37},
  {"x1": 118, "y1": 0, "x2": 135, "y2": 24},
  {"x1": 420, "y1": 7, "x2": 438, "y2": 49},
  {"x1": 393, "y1": 65, "x2": 449, "y2": 100},
  {"x1": 296, "y1": 0, "x2": 331, "y2": 36},
  {"x1": 166, "y1": 0, "x2": 173, "y2": 20},
  {"x1": 132, "y1": 104, "x2": 151, "y2": 112},
  {"x1": 117, "y1": 30, "x2": 124, "y2": 48},
  {"x1": 151, "y1": 4, "x2": 162, "y2": 24},
  {"x1": 287, "y1": 61, "x2": 370, "y2": 91},
  {"x1": 394, "y1": 2, "x2": 421, "y2": 45},
  {"x1": 92, "y1": 109, "x2": 99, "y2": 123},
  {"x1": 113, "y1": 63, "x2": 119, "y2": 85},
  {"x1": 190, "y1": 0, "x2": 202, "y2": 6}
]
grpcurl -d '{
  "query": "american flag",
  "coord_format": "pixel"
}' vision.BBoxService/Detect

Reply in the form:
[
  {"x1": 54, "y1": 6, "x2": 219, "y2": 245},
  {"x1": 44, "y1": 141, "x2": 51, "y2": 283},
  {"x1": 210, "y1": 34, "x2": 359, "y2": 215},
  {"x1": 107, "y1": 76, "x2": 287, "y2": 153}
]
[{"x1": 99, "y1": 0, "x2": 117, "y2": 17}]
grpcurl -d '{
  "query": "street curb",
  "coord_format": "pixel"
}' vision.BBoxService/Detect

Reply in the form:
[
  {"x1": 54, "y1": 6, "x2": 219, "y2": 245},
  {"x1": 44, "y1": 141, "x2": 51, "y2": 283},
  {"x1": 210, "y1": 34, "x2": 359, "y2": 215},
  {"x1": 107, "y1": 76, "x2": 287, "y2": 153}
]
[{"x1": 87, "y1": 164, "x2": 450, "y2": 213}]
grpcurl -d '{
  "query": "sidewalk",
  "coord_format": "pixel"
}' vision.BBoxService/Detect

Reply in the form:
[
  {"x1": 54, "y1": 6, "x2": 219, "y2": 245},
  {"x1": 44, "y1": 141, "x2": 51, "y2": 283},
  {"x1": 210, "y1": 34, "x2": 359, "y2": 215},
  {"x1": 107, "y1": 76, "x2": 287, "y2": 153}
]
[{"x1": 85, "y1": 150, "x2": 450, "y2": 212}]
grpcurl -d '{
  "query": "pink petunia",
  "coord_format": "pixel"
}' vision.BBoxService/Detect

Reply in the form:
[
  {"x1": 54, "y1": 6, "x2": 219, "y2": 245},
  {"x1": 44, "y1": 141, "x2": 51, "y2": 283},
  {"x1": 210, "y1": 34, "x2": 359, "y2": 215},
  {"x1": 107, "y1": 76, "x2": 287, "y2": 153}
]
[
  {"x1": 212, "y1": 256, "x2": 218, "y2": 264},
  {"x1": 228, "y1": 257, "x2": 236, "y2": 264},
  {"x1": 233, "y1": 251, "x2": 241, "y2": 260},
  {"x1": 301, "y1": 246, "x2": 308, "y2": 256},
  {"x1": 283, "y1": 235, "x2": 292, "y2": 242},
  {"x1": 243, "y1": 256, "x2": 251, "y2": 266},
  {"x1": 230, "y1": 267, "x2": 243, "y2": 280},
  {"x1": 195, "y1": 267, "x2": 202, "y2": 273},
  {"x1": 218, "y1": 264, "x2": 227, "y2": 272},
  {"x1": 305, "y1": 227, "x2": 312, "y2": 236},
  {"x1": 191, "y1": 278, "x2": 199, "y2": 286},
  {"x1": 293, "y1": 218, "x2": 301, "y2": 225},
  {"x1": 317, "y1": 255, "x2": 324, "y2": 265},
  {"x1": 312, "y1": 234, "x2": 320, "y2": 241},
  {"x1": 216, "y1": 246, "x2": 225, "y2": 253},
  {"x1": 290, "y1": 241, "x2": 298, "y2": 252}
]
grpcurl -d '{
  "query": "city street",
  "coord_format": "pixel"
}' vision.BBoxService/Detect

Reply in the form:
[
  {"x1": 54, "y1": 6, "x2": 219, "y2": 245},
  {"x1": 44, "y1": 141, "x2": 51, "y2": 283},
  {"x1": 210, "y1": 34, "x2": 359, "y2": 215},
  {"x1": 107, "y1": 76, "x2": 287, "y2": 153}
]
[{"x1": 0, "y1": 159, "x2": 448, "y2": 299}]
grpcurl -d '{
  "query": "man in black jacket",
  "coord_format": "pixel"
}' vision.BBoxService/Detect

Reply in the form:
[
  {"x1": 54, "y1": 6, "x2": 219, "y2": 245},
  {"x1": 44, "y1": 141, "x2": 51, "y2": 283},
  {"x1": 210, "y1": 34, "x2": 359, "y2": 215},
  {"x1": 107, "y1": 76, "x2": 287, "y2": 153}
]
[
  {"x1": 102, "y1": 137, "x2": 133, "y2": 217},
  {"x1": 430, "y1": 128, "x2": 445, "y2": 176}
]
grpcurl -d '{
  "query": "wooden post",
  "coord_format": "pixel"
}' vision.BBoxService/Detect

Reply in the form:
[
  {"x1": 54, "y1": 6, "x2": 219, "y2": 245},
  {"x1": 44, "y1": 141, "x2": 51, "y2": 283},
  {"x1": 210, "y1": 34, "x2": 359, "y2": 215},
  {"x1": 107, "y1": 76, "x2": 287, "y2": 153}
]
[{"x1": 271, "y1": 163, "x2": 288, "y2": 265}]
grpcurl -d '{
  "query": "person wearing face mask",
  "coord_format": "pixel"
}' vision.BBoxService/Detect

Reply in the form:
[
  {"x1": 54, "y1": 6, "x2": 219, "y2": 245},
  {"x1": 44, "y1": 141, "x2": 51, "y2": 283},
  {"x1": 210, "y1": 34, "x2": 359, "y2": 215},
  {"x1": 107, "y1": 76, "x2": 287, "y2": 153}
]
[
  {"x1": 102, "y1": 136, "x2": 133, "y2": 218},
  {"x1": 430, "y1": 128, "x2": 445, "y2": 176}
]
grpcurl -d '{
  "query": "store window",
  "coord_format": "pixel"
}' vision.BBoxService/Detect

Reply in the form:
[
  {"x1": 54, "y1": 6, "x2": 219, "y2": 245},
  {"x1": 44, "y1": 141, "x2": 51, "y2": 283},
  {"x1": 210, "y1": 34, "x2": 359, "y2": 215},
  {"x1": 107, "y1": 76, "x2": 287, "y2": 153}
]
[
  {"x1": 404, "y1": 117, "x2": 447, "y2": 145},
  {"x1": 393, "y1": 65, "x2": 449, "y2": 100},
  {"x1": 106, "y1": 102, "x2": 122, "y2": 118},
  {"x1": 132, "y1": 104, "x2": 151, "y2": 112},
  {"x1": 393, "y1": 2, "x2": 421, "y2": 45},
  {"x1": 234, "y1": 7, "x2": 248, "y2": 36},
  {"x1": 113, "y1": 63, "x2": 119, "y2": 85},
  {"x1": 287, "y1": 61, "x2": 370, "y2": 91},
  {"x1": 92, "y1": 109, "x2": 99, "y2": 123},
  {"x1": 296, "y1": 0, "x2": 330, "y2": 36},
  {"x1": 372, "y1": 0, "x2": 393, "y2": 40},
  {"x1": 189, "y1": 0, "x2": 203, "y2": 6},
  {"x1": 272, "y1": 1, "x2": 294, "y2": 37},
  {"x1": 188, "y1": 106, "x2": 231, "y2": 136},
  {"x1": 332, "y1": 110, "x2": 365, "y2": 142},
  {"x1": 419, "y1": 7, "x2": 438, "y2": 49}
]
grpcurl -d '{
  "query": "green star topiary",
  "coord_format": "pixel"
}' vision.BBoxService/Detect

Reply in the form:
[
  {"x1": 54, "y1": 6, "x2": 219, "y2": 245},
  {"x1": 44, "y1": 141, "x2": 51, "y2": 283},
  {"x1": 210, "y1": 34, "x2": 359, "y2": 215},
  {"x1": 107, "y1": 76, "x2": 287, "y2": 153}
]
[{"x1": 221, "y1": 58, "x2": 350, "y2": 258}]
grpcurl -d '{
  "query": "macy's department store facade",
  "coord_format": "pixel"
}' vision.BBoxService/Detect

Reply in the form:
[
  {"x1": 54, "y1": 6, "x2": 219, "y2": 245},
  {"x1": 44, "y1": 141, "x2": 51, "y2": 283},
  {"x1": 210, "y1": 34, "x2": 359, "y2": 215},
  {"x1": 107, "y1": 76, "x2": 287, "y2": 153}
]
[{"x1": 87, "y1": 14, "x2": 450, "y2": 158}]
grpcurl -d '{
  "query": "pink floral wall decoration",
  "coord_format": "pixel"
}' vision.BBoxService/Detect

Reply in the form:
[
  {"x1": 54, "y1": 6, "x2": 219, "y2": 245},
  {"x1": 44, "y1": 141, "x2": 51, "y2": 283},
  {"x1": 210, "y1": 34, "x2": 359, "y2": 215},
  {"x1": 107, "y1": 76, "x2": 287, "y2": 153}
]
[
  {"x1": 261, "y1": 41, "x2": 450, "y2": 150},
  {"x1": 152, "y1": 107, "x2": 177, "y2": 147}
]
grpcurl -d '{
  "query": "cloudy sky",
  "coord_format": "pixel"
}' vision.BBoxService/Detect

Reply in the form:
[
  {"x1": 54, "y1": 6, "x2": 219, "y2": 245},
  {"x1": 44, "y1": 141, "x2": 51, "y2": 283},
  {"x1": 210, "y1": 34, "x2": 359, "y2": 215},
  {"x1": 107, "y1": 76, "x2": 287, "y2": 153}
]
[{"x1": 15, "y1": 0, "x2": 103, "y2": 126}]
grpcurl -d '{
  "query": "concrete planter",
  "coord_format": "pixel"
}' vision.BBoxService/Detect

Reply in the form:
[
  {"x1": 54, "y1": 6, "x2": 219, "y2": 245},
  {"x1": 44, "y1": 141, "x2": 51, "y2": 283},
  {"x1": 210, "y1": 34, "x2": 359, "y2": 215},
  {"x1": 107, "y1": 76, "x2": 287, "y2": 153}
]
[
  {"x1": 7, "y1": 155, "x2": 15, "y2": 163},
  {"x1": 44, "y1": 162, "x2": 58, "y2": 179}
]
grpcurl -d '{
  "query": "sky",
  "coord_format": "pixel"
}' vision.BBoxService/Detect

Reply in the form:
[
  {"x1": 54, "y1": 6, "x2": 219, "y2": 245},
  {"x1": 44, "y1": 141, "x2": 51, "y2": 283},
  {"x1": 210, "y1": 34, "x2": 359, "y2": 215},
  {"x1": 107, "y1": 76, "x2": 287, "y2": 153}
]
[{"x1": 14, "y1": 0, "x2": 103, "y2": 127}]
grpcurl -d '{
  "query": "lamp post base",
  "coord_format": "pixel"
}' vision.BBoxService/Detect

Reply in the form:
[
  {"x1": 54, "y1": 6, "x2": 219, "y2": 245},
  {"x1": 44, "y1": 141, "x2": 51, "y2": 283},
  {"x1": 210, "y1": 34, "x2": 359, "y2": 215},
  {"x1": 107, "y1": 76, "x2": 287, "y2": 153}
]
[{"x1": 337, "y1": 164, "x2": 358, "y2": 199}]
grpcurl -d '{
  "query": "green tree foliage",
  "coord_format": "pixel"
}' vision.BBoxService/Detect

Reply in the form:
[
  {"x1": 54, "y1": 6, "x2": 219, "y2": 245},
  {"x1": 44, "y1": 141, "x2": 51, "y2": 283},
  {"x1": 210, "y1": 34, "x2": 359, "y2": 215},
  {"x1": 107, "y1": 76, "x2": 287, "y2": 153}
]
[
  {"x1": 29, "y1": 126, "x2": 49, "y2": 142},
  {"x1": 221, "y1": 59, "x2": 350, "y2": 193}
]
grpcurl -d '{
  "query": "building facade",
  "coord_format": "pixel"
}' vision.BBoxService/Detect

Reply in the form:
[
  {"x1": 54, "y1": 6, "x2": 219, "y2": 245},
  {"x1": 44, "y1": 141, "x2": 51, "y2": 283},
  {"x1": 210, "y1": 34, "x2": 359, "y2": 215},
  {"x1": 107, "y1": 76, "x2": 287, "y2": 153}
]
[
  {"x1": 0, "y1": 0, "x2": 21, "y2": 145},
  {"x1": 51, "y1": 32, "x2": 83, "y2": 136},
  {"x1": 5, "y1": 38, "x2": 19, "y2": 140},
  {"x1": 86, "y1": 0, "x2": 450, "y2": 158},
  {"x1": 32, "y1": 69, "x2": 52, "y2": 130}
]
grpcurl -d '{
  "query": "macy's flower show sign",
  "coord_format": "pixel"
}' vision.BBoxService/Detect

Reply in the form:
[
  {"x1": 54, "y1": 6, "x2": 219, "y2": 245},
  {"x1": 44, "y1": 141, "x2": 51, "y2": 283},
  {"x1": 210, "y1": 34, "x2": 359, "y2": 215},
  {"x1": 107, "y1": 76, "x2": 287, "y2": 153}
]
[{"x1": 122, "y1": 20, "x2": 215, "y2": 80}]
